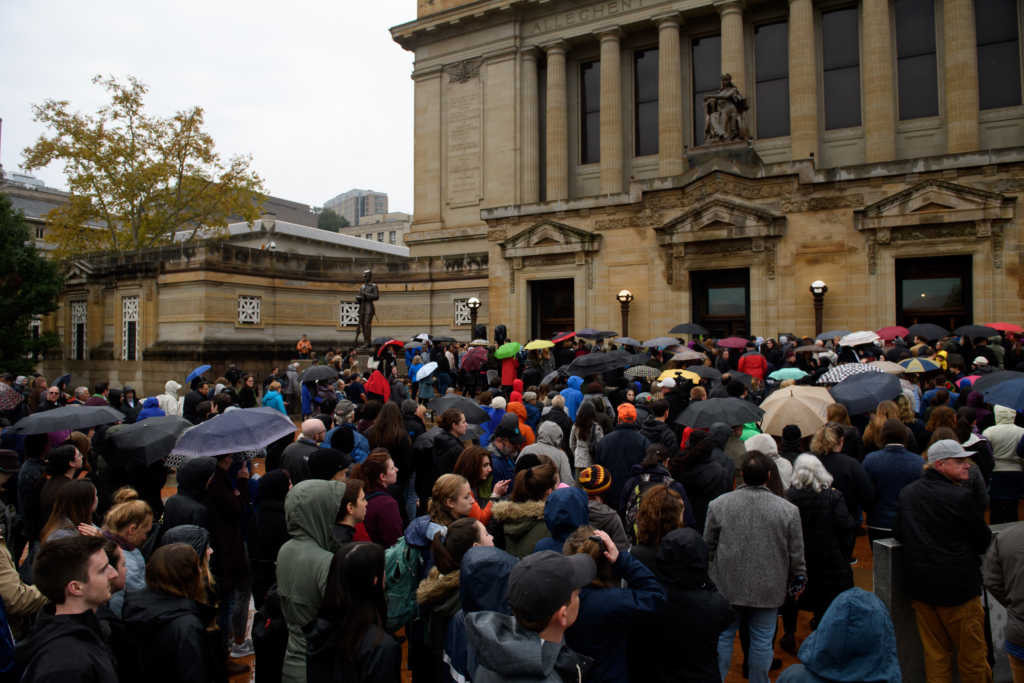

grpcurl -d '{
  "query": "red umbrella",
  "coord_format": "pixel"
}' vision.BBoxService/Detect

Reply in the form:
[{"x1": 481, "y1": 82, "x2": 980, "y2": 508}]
[
  {"x1": 716, "y1": 337, "x2": 749, "y2": 349},
  {"x1": 460, "y1": 346, "x2": 488, "y2": 371},
  {"x1": 376, "y1": 339, "x2": 404, "y2": 357},
  {"x1": 876, "y1": 326, "x2": 909, "y2": 341},
  {"x1": 550, "y1": 331, "x2": 576, "y2": 343},
  {"x1": 985, "y1": 322, "x2": 1024, "y2": 334}
]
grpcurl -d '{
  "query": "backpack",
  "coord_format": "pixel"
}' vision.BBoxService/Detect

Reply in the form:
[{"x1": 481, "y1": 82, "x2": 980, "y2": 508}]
[
  {"x1": 384, "y1": 536, "x2": 425, "y2": 632},
  {"x1": 252, "y1": 584, "x2": 288, "y2": 683},
  {"x1": 623, "y1": 471, "x2": 674, "y2": 544}
]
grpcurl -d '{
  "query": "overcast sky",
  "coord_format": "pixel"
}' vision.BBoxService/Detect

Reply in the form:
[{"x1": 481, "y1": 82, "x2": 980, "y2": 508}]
[{"x1": 1, "y1": 0, "x2": 417, "y2": 212}]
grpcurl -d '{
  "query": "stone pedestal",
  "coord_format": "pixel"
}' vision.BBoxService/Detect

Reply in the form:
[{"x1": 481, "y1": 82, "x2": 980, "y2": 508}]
[{"x1": 685, "y1": 140, "x2": 765, "y2": 173}]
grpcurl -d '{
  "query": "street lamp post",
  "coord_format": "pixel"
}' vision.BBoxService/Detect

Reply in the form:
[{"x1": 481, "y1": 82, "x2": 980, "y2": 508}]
[
  {"x1": 810, "y1": 280, "x2": 828, "y2": 338},
  {"x1": 467, "y1": 296, "x2": 481, "y2": 339},
  {"x1": 616, "y1": 289, "x2": 634, "y2": 337}
]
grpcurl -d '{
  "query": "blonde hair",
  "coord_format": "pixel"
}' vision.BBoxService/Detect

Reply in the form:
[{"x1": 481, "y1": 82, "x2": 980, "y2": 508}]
[
  {"x1": 864, "y1": 400, "x2": 901, "y2": 449},
  {"x1": 428, "y1": 474, "x2": 469, "y2": 527},
  {"x1": 269, "y1": 380, "x2": 282, "y2": 391},
  {"x1": 103, "y1": 487, "x2": 153, "y2": 533},
  {"x1": 810, "y1": 423, "x2": 844, "y2": 456}
]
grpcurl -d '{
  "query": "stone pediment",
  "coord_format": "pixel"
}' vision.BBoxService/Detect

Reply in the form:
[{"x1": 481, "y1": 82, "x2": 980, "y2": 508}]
[
  {"x1": 500, "y1": 221, "x2": 601, "y2": 259},
  {"x1": 855, "y1": 180, "x2": 1015, "y2": 232},
  {"x1": 655, "y1": 196, "x2": 785, "y2": 246},
  {"x1": 63, "y1": 259, "x2": 94, "y2": 287}
]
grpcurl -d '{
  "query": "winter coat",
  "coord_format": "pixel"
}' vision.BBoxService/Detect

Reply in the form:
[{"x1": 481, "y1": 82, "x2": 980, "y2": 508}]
[
  {"x1": 525, "y1": 402, "x2": 541, "y2": 431},
  {"x1": 777, "y1": 588, "x2": 901, "y2": 683},
  {"x1": 593, "y1": 422, "x2": 651, "y2": 507},
  {"x1": 157, "y1": 380, "x2": 182, "y2": 417},
  {"x1": 17, "y1": 457, "x2": 46, "y2": 542},
  {"x1": 985, "y1": 521, "x2": 1024, "y2": 648},
  {"x1": 182, "y1": 388, "x2": 207, "y2": 424},
  {"x1": 640, "y1": 417, "x2": 679, "y2": 458},
  {"x1": 276, "y1": 479, "x2": 346, "y2": 683},
  {"x1": 984, "y1": 405, "x2": 1024, "y2": 472},
  {"x1": 121, "y1": 587, "x2": 216, "y2": 683},
  {"x1": 0, "y1": 537, "x2": 45, "y2": 617},
  {"x1": 304, "y1": 619, "x2": 401, "y2": 683},
  {"x1": 737, "y1": 352, "x2": 767, "y2": 380},
  {"x1": 678, "y1": 449, "x2": 733, "y2": 533},
  {"x1": 433, "y1": 430, "x2": 466, "y2": 478},
  {"x1": 491, "y1": 499, "x2": 550, "y2": 558},
  {"x1": 507, "y1": 402, "x2": 536, "y2": 446},
  {"x1": 105, "y1": 538, "x2": 145, "y2": 618},
  {"x1": 630, "y1": 528, "x2": 734, "y2": 683},
  {"x1": 534, "y1": 486, "x2": 588, "y2": 553},
  {"x1": 281, "y1": 438, "x2": 318, "y2": 484},
  {"x1": 565, "y1": 551, "x2": 666, "y2": 683},
  {"x1": 249, "y1": 470, "x2": 290, "y2": 606},
  {"x1": 486, "y1": 442, "x2": 517, "y2": 487},
  {"x1": 704, "y1": 485, "x2": 806, "y2": 608},
  {"x1": 363, "y1": 489, "x2": 403, "y2": 548},
  {"x1": 587, "y1": 499, "x2": 629, "y2": 550},
  {"x1": 415, "y1": 567, "x2": 463, "y2": 683},
  {"x1": 466, "y1": 610, "x2": 592, "y2": 683},
  {"x1": 708, "y1": 423, "x2": 738, "y2": 483},
  {"x1": 569, "y1": 422, "x2": 603, "y2": 471},
  {"x1": 206, "y1": 466, "x2": 250, "y2": 587},
  {"x1": 785, "y1": 486, "x2": 856, "y2": 613},
  {"x1": 862, "y1": 445, "x2": 922, "y2": 530},
  {"x1": 325, "y1": 423, "x2": 369, "y2": 464},
  {"x1": 136, "y1": 397, "x2": 165, "y2": 421},
  {"x1": 894, "y1": 468, "x2": 993, "y2": 606},
  {"x1": 619, "y1": 463, "x2": 697, "y2": 529},
  {"x1": 15, "y1": 608, "x2": 118, "y2": 683},
  {"x1": 519, "y1": 422, "x2": 575, "y2": 485},
  {"x1": 262, "y1": 389, "x2": 287, "y2": 415},
  {"x1": 162, "y1": 456, "x2": 215, "y2": 532},
  {"x1": 560, "y1": 376, "x2": 585, "y2": 421},
  {"x1": 538, "y1": 406, "x2": 574, "y2": 456},
  {"x1": 817, "y1": 450, "x2": 875, "y2": 520}
]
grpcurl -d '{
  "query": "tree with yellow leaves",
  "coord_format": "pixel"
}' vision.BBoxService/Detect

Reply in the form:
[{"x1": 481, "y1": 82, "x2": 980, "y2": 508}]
[{"x1": 23, "y1": 75, "x2": 265, "y2": 256}]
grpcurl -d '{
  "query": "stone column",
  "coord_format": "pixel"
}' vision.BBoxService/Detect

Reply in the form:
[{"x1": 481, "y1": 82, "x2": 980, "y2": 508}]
[
  {"x1": 788, "y1": 0, "x2": 819, "y2": 161},
  {"x1": 656, "y1": 14, "x2": 684, "y2": 176},
  {"x1": 716, "y1": 0, "x2": 746, "y2": 95},
  {"x1": 862, "y1": 0, "x2": 896, "y2": 162},
  {"x1": 944, "y1": 0, "x2": 980, "y2": 153},
  {"x1": 521, "y1": 48, "x2": 540, "y2": 204},
  {"x1": 545, "y1": 42, "x2": 569, "y2": 201},
  {"x1": 599, "y1": 28, "x2": 624, "y2": 194}
]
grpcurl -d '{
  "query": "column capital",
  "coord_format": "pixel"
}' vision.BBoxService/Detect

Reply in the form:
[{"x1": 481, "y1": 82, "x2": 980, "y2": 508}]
[
  {"x1": 541, "y1": 40, "x2": 568, "y2": 56},
  {"x1": 651, "y1": 12, "x2": 682, "y2": 29},
  {"x1": 595, "y1": 25, "x2": 623, "y2": 41},
  {"x1": 520, "y1": 46, "x2": 541, "y2": 61},
  {"x1": 714, "y1": 0, "x2": 745, "y2": 16}
]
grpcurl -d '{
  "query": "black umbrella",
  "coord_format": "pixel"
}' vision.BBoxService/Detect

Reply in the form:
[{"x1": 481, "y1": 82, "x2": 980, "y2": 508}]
[
  {"x1": 428, "y1": 395, "x2": 489, "y2": 424},
  {"x1": 576, "y1": 328, "x2": 601, "y2": 338},
  {"x1": 566, "y1": 351, "x2": 633, "y2": 377},
  {"x1": 906, "y1": 323, "x2": 949, "y2": 341},
  {"x1": 10, "y1": 405, "x2": 124, "y2": 434},
  {"x1": 541, "y1": 369, "x2": 566, "y2": 386},
  {"x1": 613, "y1": 336, "x2": 642, "y2": 347},
  {"x1": 169, "y1": 407, "x2": 296, "y2": 464},
  {"x1": 970, "y1": 371, "x2": 1024, "y2": 395},
  {"x1": 829, "y1": 372, "x2": 902, "y2": 415},
  {"x1": 723, "y1": 370, "x2": 753, "y2": 387},
  {"x1": 675, "y1": 398, "x2": 764, "y2": 428},
  {"x1": 954, "y1": 324, "x2": 999, "y2": 338},
  {"x1": 643, "y1": 337, "x2": 682, "y2": 348},
  {"x1": 55, "y1": 373, "x2": 72, "y2": 389},
  {"x1": 669, "y1": 323, "x2": 708, "y2": 336},
  {"x1": 300, "y1": 365, "x2": 339, "y2": 383},
  {"x1": 687, "y1": 366, "x2": 722, "y2": 381},
  {"x1": 107, "y1": 415, "x2": 192, "y2": 465},
  {"x1": 432, "y1": 335, "x2": 458, "y2": 344},
  {"x1": 595, "y1": 331, "x2": 618, "y2": 340},
  {"x1": 371, "y1": 336, "x2": 394, "y2": 346}
]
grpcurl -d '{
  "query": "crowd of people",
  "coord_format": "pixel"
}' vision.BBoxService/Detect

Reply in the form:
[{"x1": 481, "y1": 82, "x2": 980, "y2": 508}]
[{"x1": 2, "y1": 325, "x2": 1024, "y2": 681}]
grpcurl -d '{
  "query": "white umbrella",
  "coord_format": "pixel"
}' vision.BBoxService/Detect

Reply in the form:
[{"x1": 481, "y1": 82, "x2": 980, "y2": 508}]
[
  {"x1": 839, "y1": 330, "x2": 880, "y2": 347},
  {"x1": 416, "y1": 361, "x2": 438, "y2": 382}
]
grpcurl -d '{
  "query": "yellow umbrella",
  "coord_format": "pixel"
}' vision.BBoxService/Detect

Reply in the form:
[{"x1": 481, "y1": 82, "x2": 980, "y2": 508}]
[
  {"x1": 658, "y1": 368, "x2": 701, "y2": 384},
  {"x1": 524, "y1": 339, "x2": 555, "y2": 351}
]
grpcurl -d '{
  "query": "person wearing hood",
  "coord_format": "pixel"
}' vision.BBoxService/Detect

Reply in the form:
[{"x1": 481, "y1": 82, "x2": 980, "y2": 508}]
[
  {"x1": 675, "y1": 432, "x2": 733, "y2": 533},
  {"x1": 538, "y1": 394, "x2": 574, "y2": 456},
  {"x1": 162, "y1": 457, "x2": 216, "y2": 532},
  {"x1": 630, "y1": 528, "x2": 734, "y2": 683},
  {"x1": 276, "y1": 478, "x2": 346, "y2": 683},
  {"x1": 520, "y1": 421, "x2": 574, "y2": 485},
  {"x1": 465, "y1": 550, "x2": 596, "y2": 683},
  {"x1": 577, "y1": 466, "x2": 629, "y2": 550},
  {"x1": 535, "y1": 486, "x2": 589, "y2": 553},
  {"x1": 507, "y1": 401, "x2": 536, "y2": 446},
  {"x1": 249, "y1": 469, "x2": 291, "y2": 608},
  {"x1": 778, "y1": 588, "x2": 901, "y2": 683},
  {"x1": 523, "y1": 391, "x2": 542, "y2": 431},
  {"x1": 640, "y1": 400, "x2": 679, "y2": 459},
  {"x1": 119, "y1": 386, "x2": 140, "y2": 424},
  {"x1": 984, "y1": 404, "x2": 1024, "y2": 523},
  {"x1": 491, "y1": 462, "x2": 557, "y2": 558},
  {"x1": 560, "y1": 375, "x2": 585, "y2": 421},
  {"x1": 121, "y1": 543, "x2": 220, "y2": 683},
  {"x1": 593, "y1": 403, "x2": 651, "y2": 508},
  {"x1": 136, "y1": 397, "x2": 165, "y2": 422}
]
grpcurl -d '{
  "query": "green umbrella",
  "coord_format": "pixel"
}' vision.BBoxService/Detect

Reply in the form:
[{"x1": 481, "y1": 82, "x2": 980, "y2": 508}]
[
  {"x1": 768, "y1": 368, "x2": 808, "y2": 381},
  {"x1": 495, "y1": 341, "x2": 521, "y2": 359}
]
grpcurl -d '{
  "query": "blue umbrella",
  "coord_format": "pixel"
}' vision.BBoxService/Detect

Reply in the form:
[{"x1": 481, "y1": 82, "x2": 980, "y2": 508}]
[
  {"x1": 982, "y1": 378, "x2": 1024, "y2": 413},
  {"x1": 186, "y1": 364, "x2": 211, "y2": 386},
  {"x1": 829, "y1": 372, "x2": 902, "y2": 415},
  {"x1": 169, "y1": 407, "x2": 296, "y2": 462}
]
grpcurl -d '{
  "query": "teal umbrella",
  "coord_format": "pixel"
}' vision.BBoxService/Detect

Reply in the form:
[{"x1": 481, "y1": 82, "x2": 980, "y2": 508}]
[
  {"x1": 495, "y1": 341, "x2": 521, "y2": 359},
  {"x1": 768, "y1": 368, "x2": 808, "y2": 381}
]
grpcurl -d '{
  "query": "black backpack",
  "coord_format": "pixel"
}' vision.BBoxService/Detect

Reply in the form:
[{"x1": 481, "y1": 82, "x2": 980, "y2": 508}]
[
  {"x1": 253, "y1": 584, "x2": 288, "y2": 683},
  {"x1": 623, "y1": 471, "x2": 675, "y2": 544}
]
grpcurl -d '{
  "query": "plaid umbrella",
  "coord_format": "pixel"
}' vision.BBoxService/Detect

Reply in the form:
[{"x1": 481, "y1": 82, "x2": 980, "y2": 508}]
[
  {"x1": 899, "y1": 357, "x2": 941, "y2": 373},
  {"x1": 624, "y1": 365, "x2": 659, "y2": 381},
  {"x1": 0, "y1": 383, "x2": 23, "y2": 411},
  {"x1": 816, "y1": 363, "x2": 884, "y2": 385}
]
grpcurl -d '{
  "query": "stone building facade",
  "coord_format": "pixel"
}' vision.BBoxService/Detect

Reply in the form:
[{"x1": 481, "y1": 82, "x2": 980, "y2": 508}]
[{"x1": 391, "y1": 0, "x2": 1024, "y2": 340}]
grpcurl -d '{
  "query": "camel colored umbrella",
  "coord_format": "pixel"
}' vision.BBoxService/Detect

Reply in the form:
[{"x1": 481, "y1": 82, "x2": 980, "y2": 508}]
[{"x1": 760, "y1": 388, "x2": 835, "y2": 437}]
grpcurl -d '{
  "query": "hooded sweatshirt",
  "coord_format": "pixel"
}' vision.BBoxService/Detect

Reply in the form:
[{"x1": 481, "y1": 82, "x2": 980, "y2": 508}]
[
  {"x1": 136, "y1": 396, "x2": 165, "y2": 421},
  {"x1": 535, "y1": 486, "x2": 589, "y2": 553},
  {"x1": 983, "y1": 405, "x2": 1024, "y2": 472},
  {"x1": 777, "y1": 588, "x2": 901, "y2": 683},
  {"x1": 157, "y1": 380, "x2": 182, "y2": 417},
  {"x1": 519, "y1": 421, "x2": 575, "y2": 485},
  {"x1": 276, "y1": 479, "x2": 346, "y2": 683},
  {"x1": 465, "y1": 611, "x2": 591, "y2": 683},
  {"x1": 14, "y1": 608, "x2": 118, "y2": 682},
  {"x1": 507, "y1": 402, "x2": 536, "y2": 446},
  {"x1": 162, "y1": 457, "x2": 216, "y2": 532},
  {"x1": 560, "y1": 376, "x2": 585, "y2": 422}
]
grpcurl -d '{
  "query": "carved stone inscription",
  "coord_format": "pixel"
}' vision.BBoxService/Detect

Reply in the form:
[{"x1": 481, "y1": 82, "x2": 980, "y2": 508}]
[
  {"x1": 526, "y1": 0, "x2": 645, "y2": 36},
  {"x1": 447, "y1": 78, "x2": 482, "y2": 206}
]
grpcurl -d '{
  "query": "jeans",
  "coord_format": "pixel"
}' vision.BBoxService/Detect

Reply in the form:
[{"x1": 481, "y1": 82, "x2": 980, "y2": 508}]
[
  {"x1": 718, "y1": 606, "x2": 777, "y2": 683},
  {"x1": 405, "y1": 472, "x2": 418, "y2": 523}
]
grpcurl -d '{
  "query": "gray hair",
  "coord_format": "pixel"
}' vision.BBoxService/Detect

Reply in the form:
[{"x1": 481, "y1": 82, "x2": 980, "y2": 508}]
[
  {"x1": 74, "y1": 386, "x2": 89, "y2": 400},
  {"x1": 790, "y1": 454, "x2": 833, "y2": 493}
]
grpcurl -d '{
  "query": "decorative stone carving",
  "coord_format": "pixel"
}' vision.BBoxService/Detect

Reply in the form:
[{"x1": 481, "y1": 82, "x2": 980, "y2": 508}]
[
  {"x1": 454, "y1": 298, "x2": 472, "y2": 326},
  {"x1": 339, "y1": 302, "x2": 360, "y2": 327},
  {"x1": 443, "y1": 252, "x2": 489, "y2": 273},
  {"x1": 499, "y1": 221, "x2": 601, "y2": 260},
  {"x1": 237, "y1": 295, "x2": 261, "y2": 325},
  {"x1": 702, "y1": 74, "x2": 747, "y2": 143},
  {"x1": 445, "y1": 58, "x2": 482, "y2": 83}
]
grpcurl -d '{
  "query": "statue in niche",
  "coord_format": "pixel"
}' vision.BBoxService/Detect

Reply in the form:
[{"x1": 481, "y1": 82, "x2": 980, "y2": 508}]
[
  {"x1": 703, "y1": 73, "x2": 748, "y2": 143},
  {"x1": 354, "y1": 269, "x2": 379, "y2": 346}
]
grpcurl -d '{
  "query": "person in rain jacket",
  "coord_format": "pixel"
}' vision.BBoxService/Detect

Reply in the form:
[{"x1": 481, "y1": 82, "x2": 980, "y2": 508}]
[
  {"x1": 534, "y1": 486, "x2": 588, "y2": 553},
  {"x1": 507, "y1": 401, "x2": 536, "y2": 447},
  {"x1": 984, "y1": 404, "x2": 1024, "y2": 523},
  {"x1": 777, "y1": 588, "x2": 901, "y2": 683},
  {"x1": 135, "y1": 397, "x2": 165, "y2": 421},
  {"x1": 262, "y1": 381, "x2": 288, "y2": 415},
  {"x1": 519, "y1": 421, "x2": 575, "y2": 485},
  {"x1": 162, "y1": 457, "x2": 216, "y2": 532},
  {"x1": 157, "y1": 380, "x2": 182, "y2": 417},
  {"x1": 560, "y1": 375, "x2": 585, "y2": 422},
  {"x1": 276, "y1": 479, "x2": 346, "y2": 683}
]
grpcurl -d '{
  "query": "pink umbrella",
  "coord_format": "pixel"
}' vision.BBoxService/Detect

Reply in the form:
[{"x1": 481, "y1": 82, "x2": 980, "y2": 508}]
[
  {"x1": 716, "y1": 337, "x2": 749, "y2": 349},
  {"x1": 876, "y1": 326, "x2": 909, "y2": 341},
  {"x1": 985, "y1": 322, "x2": 1024, "y2": 334},
  {"x1": 460, "y1": 346, "x2": 488, "y2": 371},
  {"x1": 957, "y1": 374, "x2": 981, "y2": 390}
]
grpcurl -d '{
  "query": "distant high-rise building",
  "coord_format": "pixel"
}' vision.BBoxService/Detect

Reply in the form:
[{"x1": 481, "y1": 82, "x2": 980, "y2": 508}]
[{"x1": 323, "y1": 189, "x2": 388, "y2": 227}]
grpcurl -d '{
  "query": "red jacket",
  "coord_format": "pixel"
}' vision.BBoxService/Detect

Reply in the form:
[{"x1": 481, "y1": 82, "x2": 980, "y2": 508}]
[{"x1": 737, "y1": 352, "x2": 767, "y2": 380}]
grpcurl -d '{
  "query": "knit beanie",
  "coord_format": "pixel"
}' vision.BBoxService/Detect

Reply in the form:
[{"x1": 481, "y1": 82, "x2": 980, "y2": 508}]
[
  {"x1": 781, "y1": 424, "x2": 802, "y2": 452},
  {"x1": 578, "y1": 465, "x2": 611, "y2": 496}
]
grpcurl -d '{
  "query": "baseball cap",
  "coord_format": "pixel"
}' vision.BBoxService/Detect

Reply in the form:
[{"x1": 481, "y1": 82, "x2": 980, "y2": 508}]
[
  {"x1": 493, "y1": 413, "x2": 525, "y2": 445},
  {"x1": 507, "y1": 550, "x2": 597, "y2": 623},
  {"x1": 973, "y1": 356, "x2": 989, "y2": 366},
  {"x1": 926, "y1": 439, "x2": 973, "y2": 465},
  {"x1": 617, "y1": 402, "x2": 637, "y2": 423}
]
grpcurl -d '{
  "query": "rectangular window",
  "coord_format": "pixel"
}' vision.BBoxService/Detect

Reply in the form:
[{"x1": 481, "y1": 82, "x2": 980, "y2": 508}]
[
  {"x1": 389, "y1": 231, "x2": 396, "y2": 244},
  {"x1": 71, "y1": 301, "x2": 87, "y2": 361},
  {"x1": 692, "y1": 35, "x2": 722, "y2": 146},
  {"x1": 822, "y1": 8, "x2": 861, "y2": 129},
  {"x1": 377, "y1": 232, "x2": 384, "y2": 242},
  {"x1": 122, "y1": 295, "x2": 139, "y2": 361},
  {"x1": 975, "y1": 0, "x2": 1022, "y2": 109},
  {"x1": 634, "y1": 48, "x2": 659, "y2": 156},
  {"x1": 895, "y1": 0, "x2": 939, "y2": 119},
  {"x1": 580, "y1": 61, "x2": 601, "y2": 164},
  {"x1": 755, "y1": 22, "x2": 790, "y2": 138}
]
